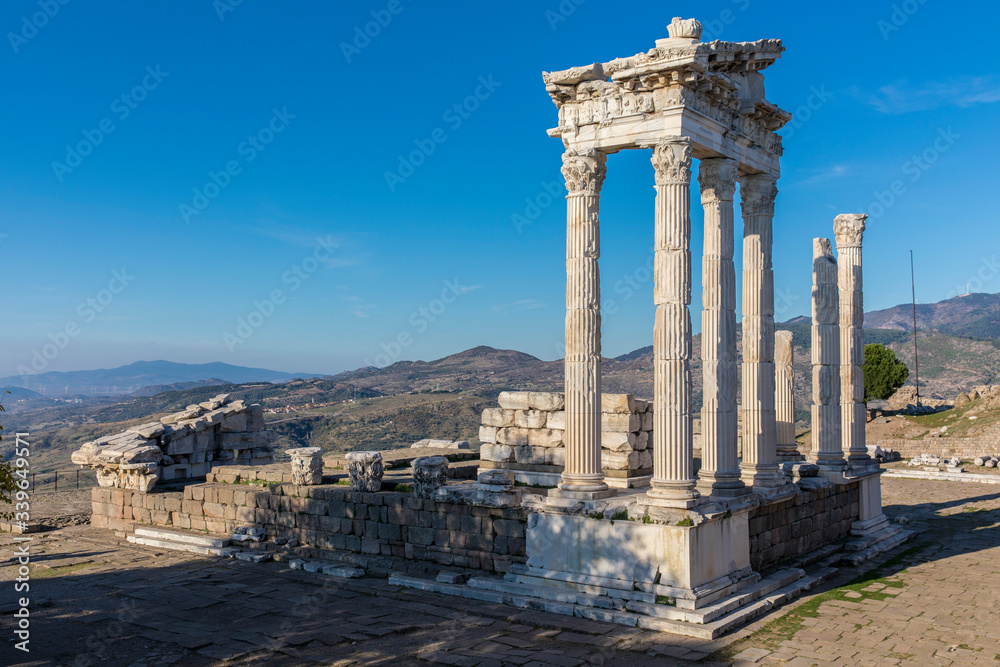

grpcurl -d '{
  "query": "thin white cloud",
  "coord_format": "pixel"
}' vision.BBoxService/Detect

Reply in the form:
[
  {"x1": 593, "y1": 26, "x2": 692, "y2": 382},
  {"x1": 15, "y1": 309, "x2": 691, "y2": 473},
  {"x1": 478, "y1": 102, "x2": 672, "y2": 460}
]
[
  {"x1": 795, "y1": 164, "x2": 849, "y2": 186},
  {"x1": 859, "y1": 76, "x2": 1000, "y2": 114},
  {"x1": 493, "y1": 299, "x2": 545, "y2": 314}
]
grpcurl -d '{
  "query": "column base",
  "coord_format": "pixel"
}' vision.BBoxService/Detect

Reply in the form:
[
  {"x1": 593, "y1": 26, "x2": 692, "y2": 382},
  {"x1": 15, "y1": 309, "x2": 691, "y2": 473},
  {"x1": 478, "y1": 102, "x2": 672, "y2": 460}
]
[
  {"x1": 557, "y1": 473, "x2": 609, "y2": 495},
  {"x1": 548, "y1": 487, "x2": 617, "y2": 501},
  {"x1": 776, "y1": 448, "x2": 805, "y2": 463},
  {"x1": 740, "y1": 465, "x2": 787, "y2": 490}
]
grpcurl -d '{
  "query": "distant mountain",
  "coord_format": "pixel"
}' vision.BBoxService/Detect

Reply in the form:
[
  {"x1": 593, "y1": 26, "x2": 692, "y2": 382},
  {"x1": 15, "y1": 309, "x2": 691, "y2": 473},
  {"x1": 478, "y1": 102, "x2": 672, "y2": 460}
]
[
  {"x1": 3, "y1": 361, "x2": 320, "y2": 397},
  {"x1": 865, "y1": 292, "x2": 1000, "y2": 339}
]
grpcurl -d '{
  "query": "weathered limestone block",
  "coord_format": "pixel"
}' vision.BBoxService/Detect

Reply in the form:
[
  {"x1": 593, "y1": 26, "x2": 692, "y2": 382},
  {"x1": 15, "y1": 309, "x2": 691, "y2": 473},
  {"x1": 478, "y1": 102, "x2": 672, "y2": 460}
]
[
  {"x1": 515, "y1": 410, "x2": 548, "y2": 429},
  {"x1": 128, "y1": 422, "x2": 166, "y2": 439},
  {"x1": 220, "y1": 412, "x2": 248, "y2": 432},
  {"x1": 496, "y1": 427, "x2": 530, "y2": 447},
  {"x1": 481, "y1": 408, "x2": 515, "y2": 427},
  {"x1": 527, "y1": 428, "x2": 563, "y2": 448},
  {"x1": 288, "y1": 447, "x2": 324, "y2": 485},
  {"x1": 601, "y1": 431, "x2": 637, "y2": 453},
  {"x1": 346, "y1": 451, "x2": 384, "y2": 493},
  {"x1": 601, "y1": 413, "x2": 640, "y2": 432},
  {"x1": 601, "y1": 393, "x2": 635, "y2": 414},
  {"x1": 479, "y1": 426, "x2": 498, "y2": 444},
  {"x1": 546, "y1": 411, "x2": 566, "y2": 430},
  {"x1": 601, "y1": 450, "x2": 640, "y2": 470},
  {"x1": 497, "y1": 391, "x2": 531, "y2": 410},
  {"x1": 412, "y1": 456, "x2": 448, "y2": 499},
  {"x1": 480, "y1": 443, "x2": 514, "y2": 462},
  {"x1": 410, "y1": 439, "x2": 470, "y2": 449},
  {"x1": 528, "y1": 392, "x2": 564, "y2": 411},
  {"x1": 199, "y1": 393, "x2": 230, "y2": 411}
]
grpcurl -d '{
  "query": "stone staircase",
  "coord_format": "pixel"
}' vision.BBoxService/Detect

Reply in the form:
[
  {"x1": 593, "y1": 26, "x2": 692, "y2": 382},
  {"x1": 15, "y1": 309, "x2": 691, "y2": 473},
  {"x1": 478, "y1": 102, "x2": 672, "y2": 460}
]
[
  {"x1": 840, "y1": 521, "x2": 915, "y2": 567},
  {"x1": 388, "y1": 564, "x2": 837, "y2": 639}
]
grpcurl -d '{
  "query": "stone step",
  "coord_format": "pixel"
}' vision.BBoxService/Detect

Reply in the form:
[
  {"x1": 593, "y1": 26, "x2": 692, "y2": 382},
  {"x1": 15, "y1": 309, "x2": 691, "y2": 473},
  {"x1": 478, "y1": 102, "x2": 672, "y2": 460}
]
[
  {"x1": 506, "y1": 571, "x2": 655, "y2": 604},
  {"x1": 388, "y1": 565, "x2": 839, "y2": 640},
  {"x1": 127, "y1": 534, "x2": 240, "y2": 558},
  {"x1": 840, "y1": 529, "x2": 916, "y2": 567},
  {"x1": 467, "y1": 577, "x2": 625, "y2": 610},
  {"x1": 626, "y1": 567, "x2": 805, "y2": 624},
  {"x1": 133, "y1": 526, "x2": 232, "y2": 549},
  {"x1": 843, "y1": 524, "x2": 904, "y2": 552}
]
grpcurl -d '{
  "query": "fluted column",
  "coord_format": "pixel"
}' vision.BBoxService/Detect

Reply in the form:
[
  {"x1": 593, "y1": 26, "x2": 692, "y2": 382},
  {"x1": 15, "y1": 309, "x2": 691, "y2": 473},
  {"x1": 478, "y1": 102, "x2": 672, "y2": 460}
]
[
  {"x1": 834, "y1": 214, "x2": 870, "y2": 465},
  {"x1": 774, "y1": 330, "x2": 803, "y2": 462},
  {"x1": 810, "y1": 238, "x2": 845, "y2": 470},
  {"x1": 646, "y1": 138, "x2": 699, "y2": 507},
  {"x1": 739, "y1": 174, "x2": 785, "y2": 489},
  {"x1": 558, "y1": 148, "x2": 608, "y2": 495},
  {"x1": 697, "y1": 158, "x2": 745, "y2": 497}
]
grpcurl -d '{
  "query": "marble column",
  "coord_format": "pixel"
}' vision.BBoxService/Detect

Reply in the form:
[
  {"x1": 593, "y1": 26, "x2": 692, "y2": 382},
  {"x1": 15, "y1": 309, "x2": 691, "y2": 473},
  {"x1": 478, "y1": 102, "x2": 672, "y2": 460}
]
[
  {"x1": 558, "y1": 148, "x2": 609, "y2": 495},
  {"x1": 834, "y1": 214, "x2": 870, "y2": 465},
  {"x1": 810, "y1": 238, "x2": 845, "y2": 470},
  {"x1": 774, "y1": 330, "x2": 803, "y2": 462},
  {"x1": 697, "y1": 158, "x2": 745, "y2": 497},
  {"x1": 738, "y1": 174, "x2": 785, "y2": 489},
  {"x1": 646, "y1": 138, "x2": 699, "y2": 507}
]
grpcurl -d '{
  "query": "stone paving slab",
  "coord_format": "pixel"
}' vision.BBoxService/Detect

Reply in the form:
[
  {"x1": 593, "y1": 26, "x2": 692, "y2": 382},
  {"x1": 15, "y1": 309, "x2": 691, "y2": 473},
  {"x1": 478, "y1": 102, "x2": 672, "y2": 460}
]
[{"x1": 2, "y1": 478, "x2": 1000, "y2": 665}]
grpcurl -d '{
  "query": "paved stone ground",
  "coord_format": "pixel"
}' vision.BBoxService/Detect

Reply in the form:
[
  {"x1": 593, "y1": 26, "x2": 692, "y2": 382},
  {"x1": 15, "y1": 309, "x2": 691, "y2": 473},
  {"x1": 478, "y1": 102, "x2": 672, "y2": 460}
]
[{"x1": 3, "y1": 478, "x2": 1000, "y2": 666}]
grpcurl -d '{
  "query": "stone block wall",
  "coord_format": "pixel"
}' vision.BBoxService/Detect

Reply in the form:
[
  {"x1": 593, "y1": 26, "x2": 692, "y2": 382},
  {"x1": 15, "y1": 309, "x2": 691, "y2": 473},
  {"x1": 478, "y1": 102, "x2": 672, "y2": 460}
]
[
  {"x1": 478, "y1": 391, "x2": 653, "y2": 487},
  {"x1": 90, "y1": 477, "x2": 528, "y2": 573},
  {"x1": 871, "y1": 437, "x2": 1000, "y2": 461},
  {"x1": 748, "y1": 480, "x2": 860, "y2": 572},
  {"x1": 71, "y1": 393, "x2": 275, "y2": 491}
]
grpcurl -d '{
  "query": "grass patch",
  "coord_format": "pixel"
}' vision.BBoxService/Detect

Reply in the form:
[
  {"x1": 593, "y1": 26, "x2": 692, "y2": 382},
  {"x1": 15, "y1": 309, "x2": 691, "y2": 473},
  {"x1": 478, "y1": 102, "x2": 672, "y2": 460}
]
[
  {"x1": 391, "y1": 483, "x2": 413, "y2": 493},
  {"x1": 676, "y1": 517, "x2": 694, "y2": 527},
  {"x1": 609, "y1": 509, "x2": 630, "y2": 524},
  {"x1": 711, "y1": 544, "x2": 922, "y2": 660},
  {"x1": 588, "y1": 511, "x2": 605, "y2": 520},
  {"x1": 654, "y1": 595, "x2": 675, "y2": 606}
]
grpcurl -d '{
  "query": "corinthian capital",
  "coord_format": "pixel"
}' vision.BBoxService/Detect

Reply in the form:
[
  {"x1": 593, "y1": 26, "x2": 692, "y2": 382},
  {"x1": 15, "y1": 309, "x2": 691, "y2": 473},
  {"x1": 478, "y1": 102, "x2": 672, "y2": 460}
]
[
  {"x1": 651, "y1": 138, "x2": 692, "y2": 186},
  {"x1": 739, "y1": 174, "x2": 778, "y2": 217},
  {"x1": 698, "y1": 158, "x2": 738, "y2": 203},
  {"x1": 833, "y1": 214, "x2": 866, "y2": 249},
  {"x1": 561, "y1": 148, "x2": 607, "y2": 195}
]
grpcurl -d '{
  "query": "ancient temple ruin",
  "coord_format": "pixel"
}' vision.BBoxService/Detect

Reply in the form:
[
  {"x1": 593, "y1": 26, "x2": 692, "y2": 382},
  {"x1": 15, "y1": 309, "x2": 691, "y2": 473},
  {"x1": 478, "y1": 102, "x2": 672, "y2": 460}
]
[{"x1": 77, "y1": 18, "x2": 911, "y2": 639}]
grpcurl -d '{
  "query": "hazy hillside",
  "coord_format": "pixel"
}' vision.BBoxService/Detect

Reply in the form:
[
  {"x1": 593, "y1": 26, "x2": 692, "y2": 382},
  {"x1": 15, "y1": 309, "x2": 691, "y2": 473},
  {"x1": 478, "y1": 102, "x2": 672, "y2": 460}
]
[
  {"x1": 2, "y1": 360, "x2": 319, "y2": 396},
  {"x1": 865, "y1": 292, "x2": 1000, "y2": 339}
]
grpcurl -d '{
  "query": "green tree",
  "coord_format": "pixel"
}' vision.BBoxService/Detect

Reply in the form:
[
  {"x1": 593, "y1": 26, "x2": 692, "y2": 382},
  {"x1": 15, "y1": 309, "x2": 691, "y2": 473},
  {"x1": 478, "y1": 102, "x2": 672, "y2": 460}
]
[{"x1": 862, "y1": 343, "x2": 909, "y2": 402}]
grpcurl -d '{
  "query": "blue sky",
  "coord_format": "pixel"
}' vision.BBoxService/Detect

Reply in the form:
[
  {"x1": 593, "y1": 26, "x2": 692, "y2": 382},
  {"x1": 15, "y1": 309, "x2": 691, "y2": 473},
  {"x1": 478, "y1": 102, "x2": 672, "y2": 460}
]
[{"x1": 1, "y1": 0, "x2": 998, "y2": 377}]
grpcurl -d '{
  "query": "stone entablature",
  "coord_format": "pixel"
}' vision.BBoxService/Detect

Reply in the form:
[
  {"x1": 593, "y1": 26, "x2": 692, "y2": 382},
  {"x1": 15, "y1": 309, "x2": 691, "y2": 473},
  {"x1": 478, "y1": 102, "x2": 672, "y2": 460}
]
[
  {"x1": 71, "y1": 393, "x2": 275, "y2": 491},
  {"x1": 542, "y1": 19, "x2": 790, "y2": 174},
  {"x1": 478, "y1": 391, "x2": 653, "y2": 486}
]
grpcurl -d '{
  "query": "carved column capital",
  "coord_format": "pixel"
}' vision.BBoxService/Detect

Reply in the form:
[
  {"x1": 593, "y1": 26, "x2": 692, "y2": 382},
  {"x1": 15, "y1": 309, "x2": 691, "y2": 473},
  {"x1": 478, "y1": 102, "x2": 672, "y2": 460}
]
[
  {"x1": 834, "y1": 213, "x2": 867, "y2": 249},
  {"x1": 698, "y1": 158, "x2": 738, "y2": 203},
  {"x1": 739, "y1": 173, "x2": 778, "y2": 218},
  {"x1": 561, "y1": 148, "x2": 607, "y2": 195},
  {"x1": 651, "y1": 137, "x2": 692, "y2": 186}
]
